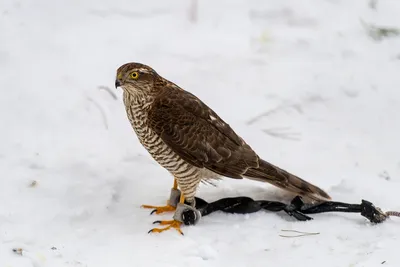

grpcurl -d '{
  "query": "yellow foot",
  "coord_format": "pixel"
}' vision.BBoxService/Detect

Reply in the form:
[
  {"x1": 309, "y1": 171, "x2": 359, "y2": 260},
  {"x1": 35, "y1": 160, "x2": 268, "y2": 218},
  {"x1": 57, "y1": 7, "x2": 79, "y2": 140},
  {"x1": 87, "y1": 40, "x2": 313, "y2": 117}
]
[
  {"x1": 148, "y1": 220, "x2": 183, "y2": 235},
  {"x1": 141, "y1": 204, "x2": 176, "y2": 215}
]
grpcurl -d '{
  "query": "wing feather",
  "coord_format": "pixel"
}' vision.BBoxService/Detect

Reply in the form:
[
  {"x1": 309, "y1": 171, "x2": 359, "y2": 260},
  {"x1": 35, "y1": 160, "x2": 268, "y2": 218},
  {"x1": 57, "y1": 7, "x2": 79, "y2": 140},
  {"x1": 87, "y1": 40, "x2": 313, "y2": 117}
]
[{"x1": 148, "y1": 87, "x2": 259, "y2": 179}]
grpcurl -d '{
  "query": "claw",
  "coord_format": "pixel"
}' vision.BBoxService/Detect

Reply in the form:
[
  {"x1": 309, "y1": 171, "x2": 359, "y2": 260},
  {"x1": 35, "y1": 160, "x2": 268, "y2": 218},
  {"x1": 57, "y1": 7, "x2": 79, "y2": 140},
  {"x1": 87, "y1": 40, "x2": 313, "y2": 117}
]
[
  {"x1": 148, "y1": 220, "x2": 184, "y2": 235},
  {"x1": 141, "y1": 204, "x2": 176, "y2": 215}
]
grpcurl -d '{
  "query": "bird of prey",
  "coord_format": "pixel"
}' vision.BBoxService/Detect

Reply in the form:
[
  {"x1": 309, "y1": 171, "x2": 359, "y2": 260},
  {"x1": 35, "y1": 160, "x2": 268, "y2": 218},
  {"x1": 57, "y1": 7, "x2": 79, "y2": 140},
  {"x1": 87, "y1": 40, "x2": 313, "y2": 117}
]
[{"x1": 115, "y1": 62, "x2": 330, "y2": 234}]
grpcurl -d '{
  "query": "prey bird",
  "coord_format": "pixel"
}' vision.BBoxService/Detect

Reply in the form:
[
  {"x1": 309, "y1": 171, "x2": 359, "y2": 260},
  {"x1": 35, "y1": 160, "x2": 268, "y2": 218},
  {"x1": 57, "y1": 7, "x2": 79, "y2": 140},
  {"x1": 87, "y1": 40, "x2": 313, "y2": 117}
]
[{"x1": 115, "y1": 62, "x2": 330, "y2": 234}]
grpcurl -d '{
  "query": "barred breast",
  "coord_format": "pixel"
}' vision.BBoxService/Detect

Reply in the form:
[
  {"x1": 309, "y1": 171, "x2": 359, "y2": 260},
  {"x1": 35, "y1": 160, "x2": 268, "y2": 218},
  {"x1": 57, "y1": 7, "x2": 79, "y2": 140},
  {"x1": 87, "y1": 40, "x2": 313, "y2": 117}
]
[{"x1": 123, "y1": 92, "x2": 202, "y2": 201}]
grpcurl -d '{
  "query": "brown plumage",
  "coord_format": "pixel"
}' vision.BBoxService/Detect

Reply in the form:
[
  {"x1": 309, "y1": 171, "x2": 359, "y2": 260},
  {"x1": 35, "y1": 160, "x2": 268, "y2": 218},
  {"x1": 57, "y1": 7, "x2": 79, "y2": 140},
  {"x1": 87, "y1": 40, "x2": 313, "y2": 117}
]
[{"x1": 115, "y1": 62, "x2": 331, "y2": 207}]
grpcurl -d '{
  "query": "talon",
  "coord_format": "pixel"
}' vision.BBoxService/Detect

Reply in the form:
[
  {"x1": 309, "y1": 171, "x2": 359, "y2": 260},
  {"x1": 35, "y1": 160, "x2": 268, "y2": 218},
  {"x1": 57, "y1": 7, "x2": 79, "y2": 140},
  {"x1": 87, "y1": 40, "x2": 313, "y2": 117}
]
[
  {"x1": 141, "y1": 204, "x2": 176, "y2": 215},
  {"x1": 148, "y1": 220, "x2": 184, "y2": 235},
  {"x1": 154, "y1": 220, "x2": 175, "y2": 225},
  {"x1": 150, "y1": 209, "x2": 157, "y2": 215}
]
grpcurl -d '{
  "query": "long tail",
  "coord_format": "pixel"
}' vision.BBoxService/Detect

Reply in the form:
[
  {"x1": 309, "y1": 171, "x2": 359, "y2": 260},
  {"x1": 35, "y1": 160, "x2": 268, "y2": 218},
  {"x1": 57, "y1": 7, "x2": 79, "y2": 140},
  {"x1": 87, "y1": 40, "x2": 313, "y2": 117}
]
[{"x1": 244, "y1": 159, "x2": 331, "y2": 201}]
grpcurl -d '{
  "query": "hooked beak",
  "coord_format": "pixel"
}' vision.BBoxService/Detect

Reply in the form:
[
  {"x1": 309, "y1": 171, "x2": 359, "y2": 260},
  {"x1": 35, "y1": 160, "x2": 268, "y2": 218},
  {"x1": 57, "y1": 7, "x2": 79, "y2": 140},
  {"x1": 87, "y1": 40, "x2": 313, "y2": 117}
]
[{"x1": 115, "y1": 79, "x2": 121, "y2": 89}]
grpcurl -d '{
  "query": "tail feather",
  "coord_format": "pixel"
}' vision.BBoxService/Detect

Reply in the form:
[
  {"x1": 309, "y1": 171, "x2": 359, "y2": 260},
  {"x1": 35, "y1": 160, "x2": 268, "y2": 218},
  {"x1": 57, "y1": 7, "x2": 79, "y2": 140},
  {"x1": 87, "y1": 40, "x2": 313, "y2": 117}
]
[{"x1": 244, "y1": 159, "x2": 331, "y2": 201}]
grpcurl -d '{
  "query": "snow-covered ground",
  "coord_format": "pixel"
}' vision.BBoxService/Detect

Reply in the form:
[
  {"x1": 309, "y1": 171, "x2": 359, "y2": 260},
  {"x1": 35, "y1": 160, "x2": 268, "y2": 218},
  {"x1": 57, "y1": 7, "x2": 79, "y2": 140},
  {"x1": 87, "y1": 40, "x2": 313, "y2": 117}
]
[{"x1": 1, "y1": 0, "x2": 400, "y2": 266}]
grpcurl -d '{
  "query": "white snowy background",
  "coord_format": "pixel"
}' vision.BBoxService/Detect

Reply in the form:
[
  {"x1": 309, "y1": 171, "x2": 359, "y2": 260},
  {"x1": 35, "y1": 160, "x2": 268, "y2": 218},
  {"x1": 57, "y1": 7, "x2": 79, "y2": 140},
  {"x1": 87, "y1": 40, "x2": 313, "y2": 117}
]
[{"x1": 1, "y1": 0, "x2": 400, "y2": 266}]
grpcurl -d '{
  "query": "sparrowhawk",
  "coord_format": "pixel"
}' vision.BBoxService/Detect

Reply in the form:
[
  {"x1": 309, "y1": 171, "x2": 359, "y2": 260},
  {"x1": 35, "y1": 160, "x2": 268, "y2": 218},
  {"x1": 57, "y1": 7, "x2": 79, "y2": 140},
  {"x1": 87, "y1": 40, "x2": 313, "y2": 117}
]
[{"x1": 115, "y1": 62, "x2": 330, "y2": 234}]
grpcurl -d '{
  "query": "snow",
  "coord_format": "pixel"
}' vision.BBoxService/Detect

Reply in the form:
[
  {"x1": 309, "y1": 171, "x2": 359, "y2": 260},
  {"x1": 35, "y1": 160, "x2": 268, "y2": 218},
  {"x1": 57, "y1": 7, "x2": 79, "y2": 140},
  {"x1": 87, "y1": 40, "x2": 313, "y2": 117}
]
[{"x1": 1, "y1": 0, "x2": 400, "y2": 266}]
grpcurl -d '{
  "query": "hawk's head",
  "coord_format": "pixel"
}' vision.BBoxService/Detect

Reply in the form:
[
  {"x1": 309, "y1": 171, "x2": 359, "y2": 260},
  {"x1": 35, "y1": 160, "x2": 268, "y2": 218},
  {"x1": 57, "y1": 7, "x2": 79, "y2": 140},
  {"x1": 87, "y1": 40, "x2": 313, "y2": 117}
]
[{"x1": 115, "y1": 62, "x2": 160, "y2": 96}]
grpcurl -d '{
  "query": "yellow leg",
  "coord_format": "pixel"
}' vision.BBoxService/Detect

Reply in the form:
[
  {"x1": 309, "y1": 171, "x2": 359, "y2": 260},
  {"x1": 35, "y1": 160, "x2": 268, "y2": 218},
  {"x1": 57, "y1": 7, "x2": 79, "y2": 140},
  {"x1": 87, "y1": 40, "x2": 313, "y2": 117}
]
[
  {"x1": 141, "y1": 178, "x2": 178, "y2": 215},
  {"x1": 148, "y1": 194, "x2": 185, "y2": 235}
]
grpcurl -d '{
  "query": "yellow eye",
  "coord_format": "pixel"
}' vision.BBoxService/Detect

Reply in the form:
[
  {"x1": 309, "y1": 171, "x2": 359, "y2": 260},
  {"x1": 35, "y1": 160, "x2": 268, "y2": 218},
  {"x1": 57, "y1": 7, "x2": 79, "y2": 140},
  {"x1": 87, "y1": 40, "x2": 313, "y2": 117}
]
[{"x1": 130, "y1": 71, "x2": 139, "y2": 79}]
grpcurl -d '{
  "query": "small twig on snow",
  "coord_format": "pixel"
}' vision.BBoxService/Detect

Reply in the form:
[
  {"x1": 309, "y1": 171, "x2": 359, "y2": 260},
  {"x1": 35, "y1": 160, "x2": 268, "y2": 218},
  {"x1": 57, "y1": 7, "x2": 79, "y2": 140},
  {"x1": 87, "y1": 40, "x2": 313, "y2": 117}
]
[
  {"x1": 369, "y1": 0, "x2": 378, "y2": 10},
  {"x1": 98, "y1": 85, "x2": 118, "y2": 100},
  {"x1": 279, "y1": 229, "x2": 320, "y2": 238},
  {"x1": 29, "y1": 180, "x2": 38, "y2": 187},
  {"x1": 262, "y1": 127, "x2": 301, "y2": 141},
  {"x1": 188, "y1": 0, "x2": 198, "y2": 23},
  {"x1": 246, "y1": 103, "x2": 302, "y2": 126},
  {"x1": 87, "y1": 97, "x2": 108, "y2": 130},
  {"x1": 361, "y1": 19, "x2": 400, "y2": 41}
]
